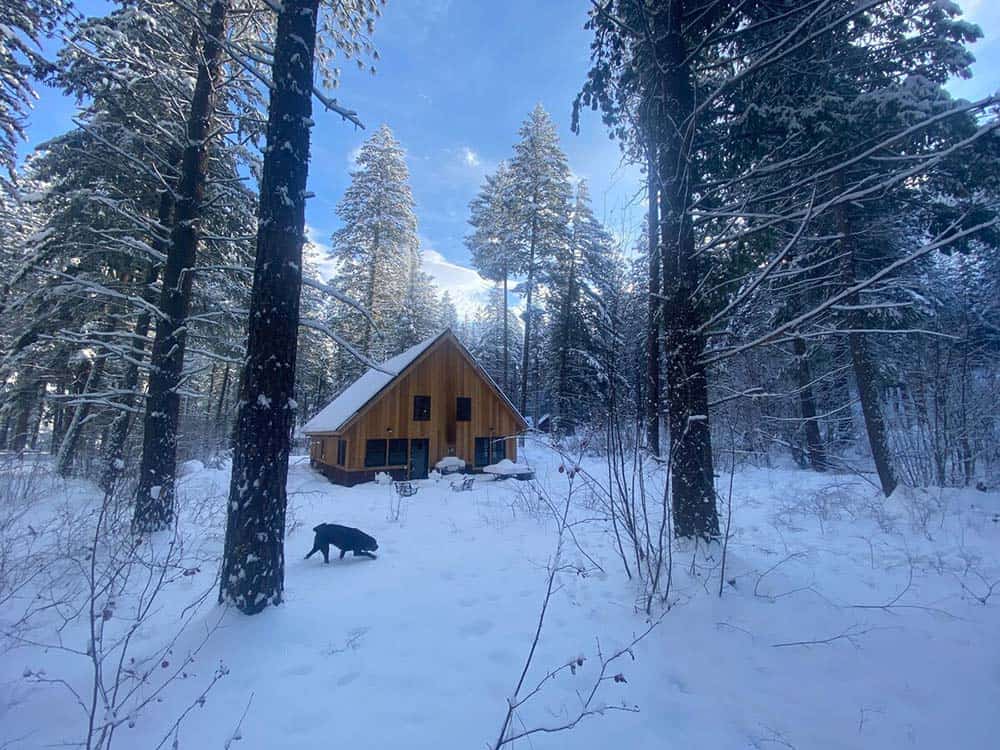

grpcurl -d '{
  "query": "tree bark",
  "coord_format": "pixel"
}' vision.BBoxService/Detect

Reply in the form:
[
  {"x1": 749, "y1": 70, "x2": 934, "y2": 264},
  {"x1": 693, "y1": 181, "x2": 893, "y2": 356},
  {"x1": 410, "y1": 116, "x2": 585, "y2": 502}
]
[
  {"x1": 56, "y1": 351, "x2": 107, "y2": 477},
  {"x1": 645, "y1": 136, "x2": 661, "y2": 457},
  {"x1": 835, "y1": 189, "x2": 897, "y2": 497},
  {"x1": 793, "y1": 336, "x2": 827, "y2": 471},
  {"x1": 657, "y1": 0, "x2": 719, "y2": 540},
  {"x1": 9, "y1": 372, "x2": 37, "y2": 453},
  {"x1": 219, "y1": 0, "x2": 318, "y2": 614},
  {"x1": 101, "y1": 190, "x2": 173, "y2": 492},
  {"x1": 133, "y1": 0, "x2": 231, "y2": 532}
]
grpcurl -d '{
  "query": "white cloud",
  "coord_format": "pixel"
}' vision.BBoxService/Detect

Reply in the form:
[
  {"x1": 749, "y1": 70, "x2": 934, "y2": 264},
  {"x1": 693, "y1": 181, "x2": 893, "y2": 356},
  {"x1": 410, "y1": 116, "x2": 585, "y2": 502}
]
[
  {"x1": 461, "y1": 146, "x2": 481, "y2": 168},
  {"x1": 420, "y1": 244, "x2": 492, "y2": 317},
  {"x1": 303, "y1": 224, "x2": 339, "y2": 282}
]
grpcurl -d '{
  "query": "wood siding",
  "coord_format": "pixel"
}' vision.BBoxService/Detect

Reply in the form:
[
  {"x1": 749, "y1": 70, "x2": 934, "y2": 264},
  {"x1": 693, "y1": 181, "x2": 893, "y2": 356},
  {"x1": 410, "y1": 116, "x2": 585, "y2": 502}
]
[{"x1": 308, "y1": 334, "x2": 523, "y2": 480}]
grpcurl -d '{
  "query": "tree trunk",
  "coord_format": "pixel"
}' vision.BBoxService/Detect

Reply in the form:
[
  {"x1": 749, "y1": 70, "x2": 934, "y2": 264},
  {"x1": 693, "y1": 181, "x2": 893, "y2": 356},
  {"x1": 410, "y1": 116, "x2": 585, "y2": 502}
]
[
  {"x1": 56, "y1": 352, "x2": 107, "y2": 477},
  {"x1": 133, "y1": 0, "x2": 231, "y2": 532},
  {"x1": 657, "y1": 0, "x2": 719, "y2": 540},
  {"x1": 645, "y1": 136, "x2": 661, "y2": 457},
  {"x1": 835, "y1": 187, "x2": 897, "y2": 497},
  {"x1": 9, "y1": 373, "x2": 37, "y2": 453},
  {"x1": 519, "y1": 216, "x2": 537, "y2": 419},
  {"x1": 214, "y1": 363, "x2": 230, "y2": 451},
  {"x1": 101, "y1": 191, "x2": 173, "y2": 492},
  {"x1": 502, "y1": 266, "x2": 509, "y2": 394},
  {"x1": 793, "y1": 336, "x2": 827, "y2": 471},
  {"x1": 219, "y1": 0, "x2": 318, "y2": 614},
  {"x1": 554, "y1": 252, "x2": 577, "y2": 435}
]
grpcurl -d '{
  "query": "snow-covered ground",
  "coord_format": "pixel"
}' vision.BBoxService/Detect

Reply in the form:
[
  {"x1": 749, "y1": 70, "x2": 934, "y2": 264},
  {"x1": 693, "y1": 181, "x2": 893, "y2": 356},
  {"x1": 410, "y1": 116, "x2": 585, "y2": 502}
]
[{"x1": 2, "y1": 446, "x2": 998, "y2": 749}]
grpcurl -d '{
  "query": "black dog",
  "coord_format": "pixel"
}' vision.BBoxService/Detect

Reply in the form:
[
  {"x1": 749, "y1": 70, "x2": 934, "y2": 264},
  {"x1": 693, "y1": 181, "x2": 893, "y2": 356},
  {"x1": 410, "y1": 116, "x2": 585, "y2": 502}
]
[{"x1": 305, "y1": 523, "x2": 379, "y2": 563}]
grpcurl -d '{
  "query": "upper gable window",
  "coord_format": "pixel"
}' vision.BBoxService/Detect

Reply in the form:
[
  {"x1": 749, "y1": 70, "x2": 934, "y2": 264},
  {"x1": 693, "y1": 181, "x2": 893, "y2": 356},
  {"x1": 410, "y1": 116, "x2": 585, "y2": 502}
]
[
  {"x1": 456, "y1": 397, "x2": 472, "y2": 422},
  {"x1": 413, "y1": 395, "x2": 431, "y2": 421}
]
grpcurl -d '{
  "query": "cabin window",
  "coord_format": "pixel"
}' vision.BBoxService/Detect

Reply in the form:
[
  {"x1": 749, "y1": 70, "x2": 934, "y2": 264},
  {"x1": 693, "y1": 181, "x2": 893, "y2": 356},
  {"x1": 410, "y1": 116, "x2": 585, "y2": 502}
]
[
  {"x1": 364, "y1": 439, "x2": 387, "y2": 468},
  {"x1": 388, "y1": 438, "x2": 408, "y2": 466},
  {"x1": 492, "y1": 437, "x2": 507, "y2": 463},
  {"x1": 320, "y1": 439, "x2": 326, "y2": 460},
  {"x1": 337, "y1": 439, "x2": 346, "y2": 466},
  {"x1": 456, "y1": 397, "x2": 472, "y2": 422},
  {"x1": 413, "y1": 395, "x2": 431, "y2": 421},
  {"x1": 474, "y1": 437, "x2": 491, "y2": 467}
]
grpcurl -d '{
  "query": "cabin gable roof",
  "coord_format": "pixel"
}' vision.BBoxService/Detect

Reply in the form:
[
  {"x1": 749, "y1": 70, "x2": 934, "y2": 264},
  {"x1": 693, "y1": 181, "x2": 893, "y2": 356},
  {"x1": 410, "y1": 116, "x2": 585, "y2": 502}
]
[{"x1": 302, "y1": 329, "x2": 527, "y2": 435}]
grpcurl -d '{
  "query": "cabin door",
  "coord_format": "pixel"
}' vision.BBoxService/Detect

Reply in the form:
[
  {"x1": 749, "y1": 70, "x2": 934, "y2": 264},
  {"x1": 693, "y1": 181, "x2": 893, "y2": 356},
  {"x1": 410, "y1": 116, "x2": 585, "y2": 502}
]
[{"x1": 409, "y1": 439, "x2": 429, "y2": 480}]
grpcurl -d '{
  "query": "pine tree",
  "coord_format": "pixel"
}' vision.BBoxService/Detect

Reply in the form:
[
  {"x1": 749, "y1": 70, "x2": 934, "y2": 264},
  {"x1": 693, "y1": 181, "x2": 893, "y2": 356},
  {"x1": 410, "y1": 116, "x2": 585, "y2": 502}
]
[
  {"x1": 0, "y1": 0, "x2": 69, "y2": 184},
  {"x1": 508, "y1": 105, "x2": 571, "y2": 423},
  {"x1": 331, "y1": 123, "x2": 418, "y2": 366},
  {"x1": 544, "y1": 180, "x2": 614, "y2": 435},
  {"x1": 220, "y1": 0, "x2": 381, "y2": 615},
  {"x1": 467, "y1": 161, "x2": 519, "y2": 393}
]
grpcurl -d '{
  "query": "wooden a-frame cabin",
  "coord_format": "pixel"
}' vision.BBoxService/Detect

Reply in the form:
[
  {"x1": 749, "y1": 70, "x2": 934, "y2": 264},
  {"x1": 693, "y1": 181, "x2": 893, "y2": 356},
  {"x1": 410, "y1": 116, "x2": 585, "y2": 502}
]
[{"x1": 304, "y1": 329, "x2": 528, "y2": 486}]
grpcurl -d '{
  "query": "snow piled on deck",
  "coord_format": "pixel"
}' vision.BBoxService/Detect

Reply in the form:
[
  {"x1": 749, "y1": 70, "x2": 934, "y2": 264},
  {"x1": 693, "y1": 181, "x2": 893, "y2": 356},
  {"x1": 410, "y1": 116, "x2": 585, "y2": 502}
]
[{"x1": 1, "y1": 447, "x2": 998, "y2": 749}]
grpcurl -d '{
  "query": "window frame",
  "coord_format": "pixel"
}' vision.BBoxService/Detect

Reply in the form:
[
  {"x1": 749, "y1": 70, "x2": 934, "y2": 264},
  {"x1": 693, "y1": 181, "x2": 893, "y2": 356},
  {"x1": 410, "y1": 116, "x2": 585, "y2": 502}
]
[
  {"x1": 491, "y1": 437, "x2": 507, "y2": 463},
  {"x1": 474, "y1": 437, "x2": 491, "y2": 467},
  {"x1": 388, "y1": 438, "x2": 408, "y2": 466},
  {"x1": 413, "y1": 395, "x2": 432, "y2": 421},
  {"x1": 364, "y1": 439, "x2": 387, "y2": 468},
  {"x1": 337, "y1": 439, "x2": 346, "y2": 466},
  {"x1": 456, "y1": 396, "x2": 472, "y2": 422}
]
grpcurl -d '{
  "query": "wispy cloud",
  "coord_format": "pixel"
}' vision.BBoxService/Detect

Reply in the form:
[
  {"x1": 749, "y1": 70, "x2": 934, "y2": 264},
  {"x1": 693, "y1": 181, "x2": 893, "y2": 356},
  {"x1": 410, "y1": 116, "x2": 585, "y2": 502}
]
[
  {"x1": 303, "y1": 224, "x2": 339, "y2": 281},
  {"x1": 461, "y1": 146, "x2": 481, "y2": 168},
  {"x1": 420, "y1": 240, "x2": 492, "y2": 317}
]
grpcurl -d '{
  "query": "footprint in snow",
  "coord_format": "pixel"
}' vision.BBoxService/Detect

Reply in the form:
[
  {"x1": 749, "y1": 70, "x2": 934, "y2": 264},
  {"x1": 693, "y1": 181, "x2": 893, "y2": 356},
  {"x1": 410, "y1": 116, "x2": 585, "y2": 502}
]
[
  {"x1": 336, "y1": 671, "x2": 360, "y2": 687},
  {"x1": 280, "y1": 663, "x2": 313, "y2": 678},
  {"x1": 459, "y1": 619, "x2": 494, "y2": 637}
]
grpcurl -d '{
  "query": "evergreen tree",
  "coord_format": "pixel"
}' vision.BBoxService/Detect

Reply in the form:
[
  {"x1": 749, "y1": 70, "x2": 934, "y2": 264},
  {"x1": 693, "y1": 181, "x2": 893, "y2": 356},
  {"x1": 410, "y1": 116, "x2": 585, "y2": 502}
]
[
  {"x1": 467, "y1": 160, "x2": 519, "y2": 392},
  {"x1": 331, "y1": 123, "x2": 418, "y2": 368},
  {"x1": 508, "y1": 104, "x2": 571, "y2": 423}
]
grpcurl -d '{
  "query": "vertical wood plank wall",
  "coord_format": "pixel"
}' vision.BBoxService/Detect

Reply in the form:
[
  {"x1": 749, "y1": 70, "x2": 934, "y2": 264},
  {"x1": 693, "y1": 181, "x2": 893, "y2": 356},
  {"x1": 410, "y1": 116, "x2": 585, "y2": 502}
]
[{"x1": 309, "y1": 336, "x2": 521, "y2": 476}]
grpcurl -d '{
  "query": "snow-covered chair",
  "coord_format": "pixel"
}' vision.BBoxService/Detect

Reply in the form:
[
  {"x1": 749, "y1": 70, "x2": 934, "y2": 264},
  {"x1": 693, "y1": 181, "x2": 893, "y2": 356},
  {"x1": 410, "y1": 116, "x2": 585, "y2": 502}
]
[
  {"x1": 435, "y1": 456, "x2": 466, "y2": 475},
  {"x1": 393, "y1": 480, "x2": 419, "y2": 497},
  {"x1": 450, "y1": 475, "x2": 475, "y2": 492}
]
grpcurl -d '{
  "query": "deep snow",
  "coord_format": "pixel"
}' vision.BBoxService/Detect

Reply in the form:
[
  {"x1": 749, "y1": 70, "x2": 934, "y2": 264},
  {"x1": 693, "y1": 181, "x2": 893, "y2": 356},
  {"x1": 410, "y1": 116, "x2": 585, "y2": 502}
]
[{"x1": 1, "y1": 446, "x2": 998, "y2": 749}]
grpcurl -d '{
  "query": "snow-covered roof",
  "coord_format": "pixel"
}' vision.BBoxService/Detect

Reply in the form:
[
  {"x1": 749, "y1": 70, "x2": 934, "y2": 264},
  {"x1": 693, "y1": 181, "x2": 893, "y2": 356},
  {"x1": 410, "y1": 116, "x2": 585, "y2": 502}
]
[
  {"x1": 302, "y1": 333, "x2": 442, "y2": 433},
  {"x1": 303, "y1": 328, "x2": 528, "y2": 435}
]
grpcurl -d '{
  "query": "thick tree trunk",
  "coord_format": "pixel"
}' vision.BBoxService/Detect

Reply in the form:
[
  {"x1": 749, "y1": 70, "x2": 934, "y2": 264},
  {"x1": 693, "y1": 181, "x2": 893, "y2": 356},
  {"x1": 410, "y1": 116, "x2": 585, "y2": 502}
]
[
  {"x1": 849, "y1": 331, "x2": 897, "y2": 495},
  {"x1": 657, "y1": 0, "x2": 719, "y2": 540},
  {"x1": 645, "y1": 137, "x2": 661, "y2": 457},
  {"x1": 9, "y1": 373, "x2": 36, "y2": 453},
  {"x1": 219, "y1": 0, "x2": 318, "y2": 614},
  {"x1": 793, "y1": 336, "x2": 827, "y2": 471},
  {"x1": 133, "y1": 0, "x2": 230, "y2": 532}
]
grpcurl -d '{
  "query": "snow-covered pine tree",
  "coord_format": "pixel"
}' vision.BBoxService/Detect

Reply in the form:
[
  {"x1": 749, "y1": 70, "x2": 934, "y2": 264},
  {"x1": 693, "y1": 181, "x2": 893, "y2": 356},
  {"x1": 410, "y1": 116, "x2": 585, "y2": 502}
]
[
  {"x1": 0, "y1": 0, "x2": 69, "y2": 185},
  {"x1": 394, "y1": 247, "x2": 443, "y2": 350},
  {"x1": 466, "y1": 160, "x2": 520, "y2": 393},
  {"x1": 543, "y1": 180, "x2": 614, "y2": 436},
  {"x1": 331, "y1": 123, "x2": 418, "y2": 370},
  {"x1": 508, "y1": 104, "x2": 572, "y2": 424}
]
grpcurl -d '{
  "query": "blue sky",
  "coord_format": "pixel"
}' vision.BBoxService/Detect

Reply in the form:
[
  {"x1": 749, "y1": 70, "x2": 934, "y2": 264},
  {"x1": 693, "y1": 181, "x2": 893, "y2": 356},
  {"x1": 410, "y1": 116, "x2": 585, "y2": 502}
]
[{"x1": 16, "y1": 0, "x2": 1000, "y2": 313}]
